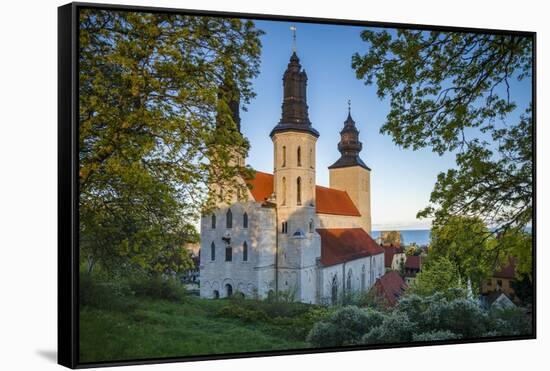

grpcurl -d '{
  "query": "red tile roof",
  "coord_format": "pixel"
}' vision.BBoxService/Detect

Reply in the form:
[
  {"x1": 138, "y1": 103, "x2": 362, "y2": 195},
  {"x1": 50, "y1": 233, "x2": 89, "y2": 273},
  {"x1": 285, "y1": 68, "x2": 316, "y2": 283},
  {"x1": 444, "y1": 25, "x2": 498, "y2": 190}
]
[
  {"x1": 245, "y1": 171, "x2": 274, "y2": 203},
  {"x1": 245, "y1": 171, "x2": 361, "y2": 217},
  {"x1": 317, "y1": 228, "x2": 384, "y2": 267},
  {"x1": 493, "y1": 257, "x2": 517, "y2": 279},
  {"x1": 374, "y1": 271, "x2": 408, "y2": 307},
  {"x1": 405, "y1": 255, "x2": 422, "y2": 270},
  {"x1": 315, "y1": 185, "x2": 361, "y2": 216}
]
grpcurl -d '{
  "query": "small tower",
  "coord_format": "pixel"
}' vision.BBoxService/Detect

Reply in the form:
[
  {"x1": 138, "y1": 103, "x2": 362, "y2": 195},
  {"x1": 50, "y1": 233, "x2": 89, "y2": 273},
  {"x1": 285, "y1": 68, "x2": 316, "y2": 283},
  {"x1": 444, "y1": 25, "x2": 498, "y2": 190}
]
[{"x1": 328, "y1": 103, "x2": 372, "y2": 234}]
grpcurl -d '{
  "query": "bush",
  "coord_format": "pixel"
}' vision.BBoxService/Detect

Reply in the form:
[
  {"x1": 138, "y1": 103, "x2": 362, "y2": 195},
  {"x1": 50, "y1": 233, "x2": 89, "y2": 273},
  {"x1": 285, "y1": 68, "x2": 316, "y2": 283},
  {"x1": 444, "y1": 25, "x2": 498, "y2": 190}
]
[
  {"x1": 307, "y1": 306, "x2": 385, "y2": 347},
  {"x1": 79, "y1": 272, "x2": 137, "y2": 312},
  {"x1": 128, "y1": 275, "x2": 187, "y2": 302},
  {"x1": 413, "y1": 330, "x2": 461, "y2": 342},
  {"x1": 487, "y1": 306, "x2": 533, "y2": 336},
  {"x1": 362, "y1": 312, "x2": 416, "y2": 344}
]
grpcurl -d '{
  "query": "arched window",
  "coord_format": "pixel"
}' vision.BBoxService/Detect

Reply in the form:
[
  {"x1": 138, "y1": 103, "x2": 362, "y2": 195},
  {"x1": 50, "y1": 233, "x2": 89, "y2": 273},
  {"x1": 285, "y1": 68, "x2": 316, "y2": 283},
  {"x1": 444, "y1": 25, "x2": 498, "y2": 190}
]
[
  {"x1": 243, "y1": 241, "x2": 248, "y2": 261},
  {"x1": 309, "y1": 219, "x2": 314, "y2": 233},
  {"x1": 243, "y1": 212, "x2": 248, "y2": 228},
  {"x1": 361, "y1": 265, "x2": 366, "y2": 291},
  {"x1": 309, "y1": 148, "x2": 314, "y2": 168},
  {"x1": 347, "y1": 269, "x2": 353, "y2": 291},
  {"x1": 281, "y1": 221, "x2": 288, "y2": 234},
  {"x1": 331, "y1": 276, "x2": 338, "y2": 305},
  {"x1": 226, "y1": 209, "x2": 232, "y2": 228},
  {"x1": 225, "y1": 246, "x2": 232, "y2": 261},
  {"x1": 297, "y1": 146, "x2": 302, "y2": 167},
  {"x1": 210, "y1": 242, "x2": 216, "y2": 261},
  {"x1": 211, "y1": 214, "x2": 216, "y2": 229},
  {"x1": 296, "y1": 177, "x2": 302, "y2": 205},
  {"x1": 281, "y1": 177, "x2": 286, "y2": 206},
  {"x1": 282, "y1": 146, "x2": 286, "y2": 167}
]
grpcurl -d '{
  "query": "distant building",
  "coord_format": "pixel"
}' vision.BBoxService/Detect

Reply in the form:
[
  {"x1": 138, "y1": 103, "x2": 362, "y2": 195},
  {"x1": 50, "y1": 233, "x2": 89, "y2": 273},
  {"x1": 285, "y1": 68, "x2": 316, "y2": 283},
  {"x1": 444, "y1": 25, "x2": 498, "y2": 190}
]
[
  {"x1": 374, "y1": 270, "x2": 408, "y2": 307},
  {"x1": 481, "y1": 258, "x2": 519, "y2": 303},
  {"x1": 403, "y1": 255, "x2": 423, "y2": 285},
  {"x1": 383, "y1": 245, "x2": 406, "y2": 272},
  {"x1": 482, "y1": 291, "x2": 516, "y2": 309}
]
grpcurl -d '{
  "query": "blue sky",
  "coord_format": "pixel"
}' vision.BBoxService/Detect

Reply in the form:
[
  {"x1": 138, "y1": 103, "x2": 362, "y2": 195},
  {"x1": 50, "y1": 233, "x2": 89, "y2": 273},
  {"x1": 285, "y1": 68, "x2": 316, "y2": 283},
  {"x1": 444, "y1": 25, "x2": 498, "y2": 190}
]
[{"x1": 239, "y1": 20, "x2": 532, "y2": 231}]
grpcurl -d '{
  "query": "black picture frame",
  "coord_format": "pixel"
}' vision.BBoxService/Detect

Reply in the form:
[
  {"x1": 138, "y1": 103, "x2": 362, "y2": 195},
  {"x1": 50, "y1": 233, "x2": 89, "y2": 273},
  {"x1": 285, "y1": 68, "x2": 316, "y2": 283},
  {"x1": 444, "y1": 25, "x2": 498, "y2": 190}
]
[{"x1": 58, "y1": 2, "x2": 537, "y2": 368}]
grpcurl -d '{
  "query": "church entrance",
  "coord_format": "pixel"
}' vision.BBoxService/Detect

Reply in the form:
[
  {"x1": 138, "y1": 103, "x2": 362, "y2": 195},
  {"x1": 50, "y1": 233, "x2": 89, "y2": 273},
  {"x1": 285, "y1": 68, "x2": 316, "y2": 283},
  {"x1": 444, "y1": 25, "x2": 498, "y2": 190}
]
[{"x1": 225, "y1": 284, "x2": 233, "y2": 297}]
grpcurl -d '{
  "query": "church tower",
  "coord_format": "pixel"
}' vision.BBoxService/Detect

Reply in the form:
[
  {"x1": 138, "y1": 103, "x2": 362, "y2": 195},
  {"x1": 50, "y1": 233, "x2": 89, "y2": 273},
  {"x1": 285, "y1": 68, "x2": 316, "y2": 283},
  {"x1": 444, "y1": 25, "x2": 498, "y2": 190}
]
[
  {"x1": 328, "y1": 105, "x2": 372, "y2": 234},
  {"x1": 270, "y1": 47, "x2": 320, "y2": 302},
  {"x1": 270, "y1": 51, "x2": 319, "y2": 232}
]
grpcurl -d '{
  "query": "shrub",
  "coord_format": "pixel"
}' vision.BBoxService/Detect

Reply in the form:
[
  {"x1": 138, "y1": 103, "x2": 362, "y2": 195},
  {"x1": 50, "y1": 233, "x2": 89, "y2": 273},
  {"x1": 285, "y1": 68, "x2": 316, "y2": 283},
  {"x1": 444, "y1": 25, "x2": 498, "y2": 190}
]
[
  {"x1": 79, "y1": 272, "x2": 137, "y2": 312},
  {"x1": 307, "y1": 306, "x2": 385, "y2": 347},
  {"x1": 413, "y1": 330, "x2": 461, "y2": 342},
  {"x1": 128, "y1": 275, "x2": 187, "y2": 302},
  {"x1": 362, "y1": 311, "x2": 416, "y2": 344},
  {"x1": 487, "y1": 306, "x2": 533, "y2": 336}
]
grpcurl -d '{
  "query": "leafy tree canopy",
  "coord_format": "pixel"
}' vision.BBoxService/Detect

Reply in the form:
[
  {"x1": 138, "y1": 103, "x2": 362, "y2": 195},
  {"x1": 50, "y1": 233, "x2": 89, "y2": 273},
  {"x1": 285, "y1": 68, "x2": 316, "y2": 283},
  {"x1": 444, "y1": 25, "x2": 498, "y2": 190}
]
[
  {"x1": 79, "y1": 9, "x2": 263, "y2": 274},
  {"x1": 352, "y1": 30, "x2": 533, "y2": 271},
  {"x1": 408, "y1": 256, "x2": 464, "y2": 297}
]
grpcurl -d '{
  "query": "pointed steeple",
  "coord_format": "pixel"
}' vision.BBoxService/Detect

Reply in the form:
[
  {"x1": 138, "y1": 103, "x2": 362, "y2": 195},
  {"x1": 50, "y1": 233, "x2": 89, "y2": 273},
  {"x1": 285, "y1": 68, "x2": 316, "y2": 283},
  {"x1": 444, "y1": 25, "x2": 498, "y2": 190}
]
[
  {"x1": 216, "y1": 70, "x2": 241, "y2": 133},
  {"x1": 328, "y1": 103, "x2": 370, "y2": 170},
  {"x1": 270, "y1": 28, "x2": 319, "y2": 138}
]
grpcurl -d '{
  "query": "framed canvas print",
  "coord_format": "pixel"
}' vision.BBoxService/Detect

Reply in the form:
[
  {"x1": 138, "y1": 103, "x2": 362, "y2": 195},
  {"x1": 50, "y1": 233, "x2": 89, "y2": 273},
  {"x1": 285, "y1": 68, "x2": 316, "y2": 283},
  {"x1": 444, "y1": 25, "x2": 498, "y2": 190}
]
[{"x1": 58, "y1": 2, "x2": 536, "y2": 368}]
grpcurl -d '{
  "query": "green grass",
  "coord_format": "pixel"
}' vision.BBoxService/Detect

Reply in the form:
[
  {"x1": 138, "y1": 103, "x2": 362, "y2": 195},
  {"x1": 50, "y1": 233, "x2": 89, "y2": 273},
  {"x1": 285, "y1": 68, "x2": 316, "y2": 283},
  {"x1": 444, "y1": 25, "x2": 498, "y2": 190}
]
[{"x1": 79, "y1": 296, "x2": 312, "y2": 363}]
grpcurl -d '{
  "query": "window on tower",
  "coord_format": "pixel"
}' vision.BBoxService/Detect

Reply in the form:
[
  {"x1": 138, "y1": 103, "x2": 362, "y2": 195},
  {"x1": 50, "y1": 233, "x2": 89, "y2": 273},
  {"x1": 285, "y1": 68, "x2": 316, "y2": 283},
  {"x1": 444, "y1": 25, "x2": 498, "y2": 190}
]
[
  {"x1": 297, "y1": 146, "x2": 302, "y2": 167},
  {"x1": 281, "y1": 221, "x2": 288, "y2": 234},
  {"x1": 296, "y1": 177, "x2": 302, "y2": 205},
  {"x1": 243, "y1": 212, "x2": 248, "y2": 228},
  {"x1": 281, "y1": 177, "x2": 287, "y2": 205},
  {"x1": 211, "y1": 214, "x2": 216, "y2": 229},
  {"x1": 242, "y1": 241, "x2": 248, "y2": 261},
  {"x1": 309, "y1": 148, "x2": 313, "y2": 168},
  {"x1": 282, "y1": 146, "x2": 286, "y2": 167},
  {"x1": 226, "y1": 209, "x2": 232, "y2": 228},
  {"x1": 211, "y1": 242, "x2": 216, "y2": 261}
]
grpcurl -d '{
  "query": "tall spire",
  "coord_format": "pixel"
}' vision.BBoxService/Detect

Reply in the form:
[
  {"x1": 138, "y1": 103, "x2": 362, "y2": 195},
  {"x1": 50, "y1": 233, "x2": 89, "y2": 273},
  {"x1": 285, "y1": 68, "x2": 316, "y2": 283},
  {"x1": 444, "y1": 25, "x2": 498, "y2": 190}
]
[
  {"x1": 270, "y1": 26, "x2": 319, "y2": 138},
  {"x1": 328, "y1": 103, "x2": 370, "y2": 170}
]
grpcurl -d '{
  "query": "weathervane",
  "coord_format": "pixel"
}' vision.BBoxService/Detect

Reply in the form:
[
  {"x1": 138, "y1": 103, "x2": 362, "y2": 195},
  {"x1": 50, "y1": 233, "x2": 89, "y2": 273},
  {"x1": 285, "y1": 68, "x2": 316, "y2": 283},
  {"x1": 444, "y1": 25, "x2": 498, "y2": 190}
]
[{"x1": 290, "y1": 25, "x2": 297, "y2": 52}]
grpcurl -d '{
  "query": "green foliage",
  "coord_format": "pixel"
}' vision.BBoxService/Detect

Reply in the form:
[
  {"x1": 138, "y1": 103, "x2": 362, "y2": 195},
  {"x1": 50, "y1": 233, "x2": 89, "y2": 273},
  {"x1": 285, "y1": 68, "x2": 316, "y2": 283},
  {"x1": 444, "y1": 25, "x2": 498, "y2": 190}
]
[
  {"x1": 413, "y1": 330, "x2": 461, "y2": 342},
  {"x1": 307, "y1": 306, "x2": 385, "y2": 347},
  {"x1": 408, "y1": 256, "x2": 464, "y2": 297},
  {"x1": 487, "y1": 306, "x2": 533, "y2": 336},
  {"x1": 216, "y1": 297, "x2": 333, "y2": 340},
  {"x1": 362, "y1": 311, "x2": 417, "y2": 344},
  {"x1": 79, "y1": 271, "x2": 138, "y2": 312},
  {"x1": 352, "y1": 30, "x2": 533, "y2": 272},
  {"x1": 307, "y1": 288, "x2": 532, "y2": 347},
  {"x1": 78, "y1": 9, "x2": 264, "y2": 275},
  {"x1": 80, "y1": 295, "x2": 310, "y2": 363},
  {"x1": 510, "y1": 272, "x2": 534, "y2": 305},
  {"x1": 128, "y1": 275, "x2": 187, "y2": 302}
]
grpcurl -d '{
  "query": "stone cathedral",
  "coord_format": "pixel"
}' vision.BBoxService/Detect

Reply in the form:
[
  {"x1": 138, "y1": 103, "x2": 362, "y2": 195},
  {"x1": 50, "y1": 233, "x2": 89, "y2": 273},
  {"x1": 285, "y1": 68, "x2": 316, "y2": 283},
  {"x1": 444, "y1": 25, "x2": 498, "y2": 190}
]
[{"x1": 199, "y1": 50, "x2": 384, "y2": 305}]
